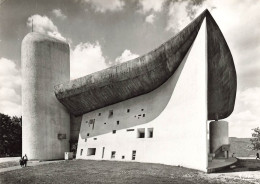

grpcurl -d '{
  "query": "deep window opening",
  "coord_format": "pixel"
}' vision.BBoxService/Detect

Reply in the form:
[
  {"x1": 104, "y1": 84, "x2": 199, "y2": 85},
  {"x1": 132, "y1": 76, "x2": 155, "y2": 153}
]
[
  {"x1": 109, "y1": 110, "x2": 113, "y2": 117},
  {"x1": 112, "y1": 130, "x2": 116, "y2": 134},
  {"x1": 132, "y1": 150, "x2": 136, "y2": 160},
  {"x1": 137, "y1": 128, "x2": 145, "y2": 138},
  {"x1": 80, "y1": 149, "x2": 83, "y2": 156},
  {"x1": 127, "y1": 109, "x2": 130, "y2": 113},
  {"x1": 111, "y1": 151, "x2": 116, "y2": 159},
  {"x1": 87, "y1": 148, "x2": 96, "y2": 156},
  {"x1": 89, "y1": 119, "x2": 95, "y2": 127},
  {"x1": 87, "y1": 133, "x2": 90, "y2": 136},
  {"x1": 98, "y1": 113, "x2": 101, "y2": 116},
  {"x1": 147, "y1": 128, "x2": 153, "y2": 138},
  {"x1": 102, "y1": 147, "x2": 105, "y2": 158},
  {"x1": 122, "y1": 156, "x2": 125, "y2": 159},
  {"x1": 117, "y1": 121, "x2": 119, "y2": 125}
]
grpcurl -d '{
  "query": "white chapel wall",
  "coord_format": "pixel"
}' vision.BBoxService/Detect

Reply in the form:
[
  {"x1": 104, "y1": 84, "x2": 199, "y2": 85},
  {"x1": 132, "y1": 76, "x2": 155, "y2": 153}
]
[{"x1": 77, "y1": 19, "x2": 208, "y2": 171}]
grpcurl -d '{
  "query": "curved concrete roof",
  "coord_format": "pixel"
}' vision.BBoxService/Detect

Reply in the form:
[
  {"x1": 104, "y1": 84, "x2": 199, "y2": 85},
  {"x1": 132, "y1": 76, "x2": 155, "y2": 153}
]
[{"x1": 54, "y1": 9, "x2": 237, "y2": 120}]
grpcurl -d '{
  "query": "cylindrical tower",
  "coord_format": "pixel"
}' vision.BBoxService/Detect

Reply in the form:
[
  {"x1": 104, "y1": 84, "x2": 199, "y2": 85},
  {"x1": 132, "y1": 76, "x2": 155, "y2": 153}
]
[
  {"x1": 22, "y1": 32, "x2": 70, "y2": 160},
  {"x1": 209, "y1": 121, "x2": 229, "y2": 154}
]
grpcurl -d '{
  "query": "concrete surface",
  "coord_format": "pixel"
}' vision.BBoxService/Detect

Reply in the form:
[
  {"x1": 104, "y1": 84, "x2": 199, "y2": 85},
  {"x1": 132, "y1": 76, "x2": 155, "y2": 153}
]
[
  {"x1": 207, "y1": 158, "x2": 237, "y2": 173},
  {"x1": 210, "y1": 121, "x2": 229, "y2": 153},
  {"x1": 76, "y1": 19, "x2": 208, "y2": 172},
  {"x1": 54, "y1": 10, "x2": 236, "y2": 120},
  {"x1": 22, "y1": 32, "x2": 70, "y2": 160},
  {"x1": 206, "y1": 13, "x2": 237, "y2": 120}
]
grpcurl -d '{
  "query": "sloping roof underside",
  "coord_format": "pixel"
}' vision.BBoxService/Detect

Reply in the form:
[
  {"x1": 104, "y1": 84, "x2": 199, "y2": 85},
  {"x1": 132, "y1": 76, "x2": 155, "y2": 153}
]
[{"x1": 54, "y1": 10, "x2": 237, "y2": 120}]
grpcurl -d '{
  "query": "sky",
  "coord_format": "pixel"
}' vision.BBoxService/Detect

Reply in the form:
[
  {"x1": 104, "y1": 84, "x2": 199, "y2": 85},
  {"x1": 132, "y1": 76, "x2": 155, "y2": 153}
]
[{"x1": 0, "y1": 0, "x2": 259, "y2": 138}]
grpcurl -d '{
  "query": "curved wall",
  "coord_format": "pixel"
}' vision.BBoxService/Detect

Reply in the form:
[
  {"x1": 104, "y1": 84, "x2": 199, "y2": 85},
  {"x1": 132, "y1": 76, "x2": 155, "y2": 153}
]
[
  {"x1": 209, "y1": 121, "x2": 229, "y2": 153},
  {"x1": 22, "y1": 32, "x2": 70, "y2": 160},
  {"x1": 77, "y1": 20, "x2": 208, "y2": 171}
]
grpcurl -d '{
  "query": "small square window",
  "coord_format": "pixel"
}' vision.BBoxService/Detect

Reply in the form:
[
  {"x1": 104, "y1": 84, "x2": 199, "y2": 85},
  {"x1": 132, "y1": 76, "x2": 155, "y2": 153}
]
[
  {"x1": 94, "y1": 138, "x2": 97, "y2": 140},
  {"x1": 112, "y1": 130, "x2": 116, "y2": 134},
  {"x1": 137, "y1": 128, "x2": 145, "y2": 138},
  {"x1": 111, "y1": 151, "x2": 116, "y2": 159},
  {"x1": 104, "y1": 122, "x2": 106, "y2": 124},
  {"x1": 87, "y1": 133, "x2": 90, "y2": 136},
  {"x1": 117, "y1": 121, "x2": 119, "y2": 125},
  {"x1": 98, "y1": 113, "x2": 101, "y2": 116},
  {"x1": 87, "y1": 148, "x2": 96, "y2": 156},
  {"x1": 122, "y1": 156, "x2": 125, "y2": 159},
  {"x1": 141, "y1": 109, "x2": 144, "y2": 111},
  {"x1": 143, "y1": 114, "x2": 145, "y2": 117},
  {"x1": 127, "y1": 109, "x2": 130, "y2": 113}
]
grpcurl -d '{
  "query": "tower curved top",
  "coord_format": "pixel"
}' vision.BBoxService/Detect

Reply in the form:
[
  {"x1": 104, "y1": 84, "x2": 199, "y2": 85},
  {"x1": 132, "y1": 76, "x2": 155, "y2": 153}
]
[
  {"x1": 22, "y1": 32, "x2": 69, "y2": 48},
  {"x1": 54, "y1": 9, "x2": 237, "y2": 120}
]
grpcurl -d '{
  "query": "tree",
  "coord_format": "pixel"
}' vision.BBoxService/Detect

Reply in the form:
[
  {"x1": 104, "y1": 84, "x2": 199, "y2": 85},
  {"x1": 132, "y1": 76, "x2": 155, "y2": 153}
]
[
  {"x1": 0, "y1": 113, "x2": 22, "y2": 157},
  {"x1": 250, "y1": 127, "x2": 260, "y2": 151}
]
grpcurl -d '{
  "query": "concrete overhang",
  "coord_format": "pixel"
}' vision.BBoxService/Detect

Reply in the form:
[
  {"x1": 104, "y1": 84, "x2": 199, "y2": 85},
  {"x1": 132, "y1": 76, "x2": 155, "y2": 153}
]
[{"x1": 54, "y1": 9, "x2": 237, "y2": 120}]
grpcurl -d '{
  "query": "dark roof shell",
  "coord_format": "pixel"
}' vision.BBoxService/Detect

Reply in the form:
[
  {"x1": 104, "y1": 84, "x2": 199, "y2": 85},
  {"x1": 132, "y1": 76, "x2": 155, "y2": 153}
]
[{"x1": 54, "y1": 10, "x2": 237, "y2": 120}]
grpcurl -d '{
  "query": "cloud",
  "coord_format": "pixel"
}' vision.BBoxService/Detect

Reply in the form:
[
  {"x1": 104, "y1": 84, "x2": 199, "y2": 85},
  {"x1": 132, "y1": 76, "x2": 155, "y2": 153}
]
[
  {"x1": 138, "y1": 0, "x2": 167, "y2": 13},
  {"x1": 82, "y1": 0, "x2": 125, "y2": 13},
  {"x1": 227, "y1": 87, "x2": 260, "y2": 138},
  {"x1": 240, "y1": 87, "x2": 260, "y2": 108},
  {"x1": 70, "y1": 42, "x2": 107, "y2": 79},
  {"x1": 27, "y1": 14, "x2": 66, "y2": 41},
  {"x1": 0, "y1": 88, "x2": 20, "y2": 104},
  {"x1": 145, "y1": 14, "x2": 155, "y2": 24},
  {"x1": 71, "y1": 46, "x2": 139, "y2": 79},
  {"x1": 166, "y1": 1, "x2": 202, "y2": 32},
  {"x1": 115, "y1": 50, "x2": 139, "y2": 64},
  {"x1": 0, "y1": 58, "x2": 21, "y2": 116},
  {"x1": 52, "y1": 9, "x2": 67, "y2": 19}
]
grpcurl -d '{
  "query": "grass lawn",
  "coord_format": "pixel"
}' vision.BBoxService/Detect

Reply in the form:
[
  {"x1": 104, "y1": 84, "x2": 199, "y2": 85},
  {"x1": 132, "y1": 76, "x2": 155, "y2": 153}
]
[{"x1": 0, "y1": 159, "x2": 258, "y2": 184}]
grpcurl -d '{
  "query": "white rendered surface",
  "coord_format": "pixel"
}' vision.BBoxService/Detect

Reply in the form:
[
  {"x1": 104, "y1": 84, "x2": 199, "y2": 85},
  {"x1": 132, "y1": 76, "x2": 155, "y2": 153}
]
[
  {"x1": 22, "y1": 32, "x2": 70, "y2": 160},
  {"x1": 77, "y1": 19, "x2": 208, "y2": 171}
]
